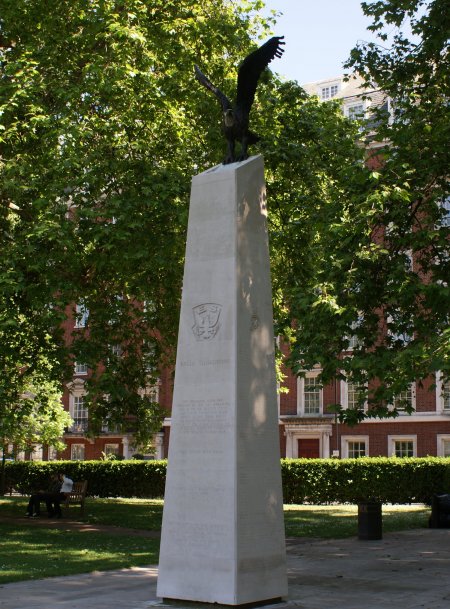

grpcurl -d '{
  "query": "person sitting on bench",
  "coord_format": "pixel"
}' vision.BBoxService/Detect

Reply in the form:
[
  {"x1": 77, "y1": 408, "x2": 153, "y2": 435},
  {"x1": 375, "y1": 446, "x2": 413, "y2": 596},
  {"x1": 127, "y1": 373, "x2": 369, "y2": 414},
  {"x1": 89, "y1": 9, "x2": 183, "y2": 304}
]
[
  {"x1": 25, "y1": 473, "x2": 62, "y2": 518},
  {"x1": 50, "y1": 473, "x2": 74, "y2": 518}
]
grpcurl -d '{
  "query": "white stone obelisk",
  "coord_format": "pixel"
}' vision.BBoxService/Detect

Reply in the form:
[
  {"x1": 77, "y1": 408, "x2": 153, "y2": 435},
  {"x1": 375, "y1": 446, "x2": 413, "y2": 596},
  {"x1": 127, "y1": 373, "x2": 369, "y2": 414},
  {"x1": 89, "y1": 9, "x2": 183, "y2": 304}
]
[{"x1": 157, "y1": 155, "x2": 287, "y2": 606}]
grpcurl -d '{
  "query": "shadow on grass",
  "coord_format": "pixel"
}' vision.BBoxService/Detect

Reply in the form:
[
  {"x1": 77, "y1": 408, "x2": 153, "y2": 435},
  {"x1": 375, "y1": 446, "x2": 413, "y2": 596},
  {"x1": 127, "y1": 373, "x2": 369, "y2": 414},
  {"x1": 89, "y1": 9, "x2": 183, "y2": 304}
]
[{"x1": 0, "y1": 522, "x2": 159, "y2": 584}]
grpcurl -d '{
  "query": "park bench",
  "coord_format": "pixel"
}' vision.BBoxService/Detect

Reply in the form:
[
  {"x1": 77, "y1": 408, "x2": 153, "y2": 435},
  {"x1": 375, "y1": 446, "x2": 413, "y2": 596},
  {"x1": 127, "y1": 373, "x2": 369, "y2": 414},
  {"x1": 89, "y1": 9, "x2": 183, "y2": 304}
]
[{"x1": 63, "y1": 480, "x2": 88, "y2": 517}]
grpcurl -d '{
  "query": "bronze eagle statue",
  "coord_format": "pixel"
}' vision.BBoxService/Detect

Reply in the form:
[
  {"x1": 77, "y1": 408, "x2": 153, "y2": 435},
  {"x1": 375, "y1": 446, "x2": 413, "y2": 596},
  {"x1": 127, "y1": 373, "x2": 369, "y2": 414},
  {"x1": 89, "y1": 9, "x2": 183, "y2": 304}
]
[{"x1": 194, "y1": 36, "x2": 285, "y2": 164}]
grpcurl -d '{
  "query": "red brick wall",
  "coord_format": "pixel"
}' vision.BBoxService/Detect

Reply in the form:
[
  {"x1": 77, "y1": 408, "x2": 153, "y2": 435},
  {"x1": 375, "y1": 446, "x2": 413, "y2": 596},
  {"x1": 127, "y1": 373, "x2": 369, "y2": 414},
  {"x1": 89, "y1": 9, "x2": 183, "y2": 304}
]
[
  {"x1": 324, "y1": 380, "x2": 339, "y2": 411},
  {"x1": 279, "y1": 341, "x2": 297, "y2": 415},
  {"x1": 61, "y1": 437, "x2": 126, "y2": 460},
  {"x1": 159, "y1": 365, "x2": 174, "y2": 412},
  {"x1": 416, "y1": 377, "x2": 437, "y2": 412},
  {"x1": 163, "y1": 426, "x2": 171, "y2": 459},
  {"x1": 330, "y1": 420, "x2": 450, "y2": 457}
]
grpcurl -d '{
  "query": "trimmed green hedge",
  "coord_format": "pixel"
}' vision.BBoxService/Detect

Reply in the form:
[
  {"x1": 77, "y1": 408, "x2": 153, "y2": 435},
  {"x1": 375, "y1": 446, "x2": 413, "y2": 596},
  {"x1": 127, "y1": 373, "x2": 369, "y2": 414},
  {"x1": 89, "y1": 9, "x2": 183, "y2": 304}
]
[
  {"x1": 281, "y1": 457, "x2": 450, "y2": 504},
  {"x1": 3, "y1": 460, "x2": 167, "y2": 498},
  {"x1": 4, "y1": 457, "x2": 450, "y2": 503}
]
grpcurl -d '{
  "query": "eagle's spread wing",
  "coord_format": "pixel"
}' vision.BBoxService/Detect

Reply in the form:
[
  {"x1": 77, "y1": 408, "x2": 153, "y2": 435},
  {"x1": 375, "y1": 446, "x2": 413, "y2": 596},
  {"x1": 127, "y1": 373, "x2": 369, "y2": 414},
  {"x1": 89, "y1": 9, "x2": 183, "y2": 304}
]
[
  {"x1": 235, "y1": 36, "x2": 285, "y2": 116},
  {"x1": 194, "y1": 65, "x2": 232, "y2": 112}
]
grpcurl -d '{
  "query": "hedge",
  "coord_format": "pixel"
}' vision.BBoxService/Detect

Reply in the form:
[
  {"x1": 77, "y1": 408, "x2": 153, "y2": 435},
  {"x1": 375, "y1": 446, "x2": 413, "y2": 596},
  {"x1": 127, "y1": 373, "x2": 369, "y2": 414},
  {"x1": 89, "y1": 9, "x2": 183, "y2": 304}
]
[
  {"x1": 281, "y1": 457, "x2": 450, "y2": 504},
  {"x1": 3, "y1": 460, "x2": 167, "y2": 498},
  {"x1": 3, "y1": 457, "x2": 450, "y2": 503}
]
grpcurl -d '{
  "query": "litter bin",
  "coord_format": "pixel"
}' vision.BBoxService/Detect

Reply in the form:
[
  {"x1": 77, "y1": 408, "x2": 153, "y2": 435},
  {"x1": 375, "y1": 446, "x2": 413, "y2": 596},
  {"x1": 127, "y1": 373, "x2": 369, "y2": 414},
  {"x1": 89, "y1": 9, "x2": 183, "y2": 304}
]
[
  {"x1": 358, "y1": 501, "x2": 382, "y2": 540},
  {"x1": 429, "y1": 493, "x2": 450, "y2": 528}
]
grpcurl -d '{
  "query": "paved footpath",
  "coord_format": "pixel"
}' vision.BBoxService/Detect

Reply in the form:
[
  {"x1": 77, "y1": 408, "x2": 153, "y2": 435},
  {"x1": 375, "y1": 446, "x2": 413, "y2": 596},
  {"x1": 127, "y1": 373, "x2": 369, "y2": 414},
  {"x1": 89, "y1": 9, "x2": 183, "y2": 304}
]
[{"x1": 0, "y1": 528, "x2": 449, "y2": 609}]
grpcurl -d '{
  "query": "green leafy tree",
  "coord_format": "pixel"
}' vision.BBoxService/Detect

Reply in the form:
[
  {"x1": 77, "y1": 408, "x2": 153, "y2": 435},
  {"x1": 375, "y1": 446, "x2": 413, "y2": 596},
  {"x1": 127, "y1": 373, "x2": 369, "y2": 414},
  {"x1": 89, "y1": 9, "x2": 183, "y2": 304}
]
[
  {"x1": 0, "y1": 365, "x2": 72, "y2": 492},
  {"x1": 0, "y1": 0, "x2": 275, "y2": 444},
  {"x1": 5, "y1": 0, "x2": 443, "y2": 436},
  {"x1": 281, "y1": 0, "x2": 450, "y2": 422}
]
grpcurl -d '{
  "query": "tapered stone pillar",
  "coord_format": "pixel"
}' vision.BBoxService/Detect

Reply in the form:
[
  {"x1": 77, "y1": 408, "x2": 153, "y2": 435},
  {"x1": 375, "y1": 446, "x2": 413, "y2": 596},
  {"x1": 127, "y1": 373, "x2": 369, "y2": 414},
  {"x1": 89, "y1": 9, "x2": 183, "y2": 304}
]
[{"x1": 157, "y1": 155, "x2": 287, "y2": 606}]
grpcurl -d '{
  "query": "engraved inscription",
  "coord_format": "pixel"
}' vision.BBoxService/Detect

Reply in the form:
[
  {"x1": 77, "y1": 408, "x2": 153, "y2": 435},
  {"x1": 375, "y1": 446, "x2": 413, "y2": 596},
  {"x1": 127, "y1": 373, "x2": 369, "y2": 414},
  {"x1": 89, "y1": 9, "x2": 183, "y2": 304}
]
[
  {"x1": 175, "y1": 398, "x2": 232, "y2": 433},
  {"x1": 192, "y1": 303, "x2": 222, "y2": 340},
  {"x1": 199, "y1": 358, "x2": 230, "y2": 366}
]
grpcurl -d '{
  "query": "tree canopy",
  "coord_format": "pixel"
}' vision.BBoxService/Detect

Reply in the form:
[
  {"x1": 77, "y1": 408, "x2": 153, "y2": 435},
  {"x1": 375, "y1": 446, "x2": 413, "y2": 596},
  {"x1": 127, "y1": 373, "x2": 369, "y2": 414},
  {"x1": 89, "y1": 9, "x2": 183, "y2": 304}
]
[
  {"x1": 280, "y1": 0, "x2": 450, "y2": 421},
  {"x1": 2, "y1": 0, "x2": 447, "y2": 438},
  {"x1": 0, "y1": 0, "x2": 279, "y2": 443}
]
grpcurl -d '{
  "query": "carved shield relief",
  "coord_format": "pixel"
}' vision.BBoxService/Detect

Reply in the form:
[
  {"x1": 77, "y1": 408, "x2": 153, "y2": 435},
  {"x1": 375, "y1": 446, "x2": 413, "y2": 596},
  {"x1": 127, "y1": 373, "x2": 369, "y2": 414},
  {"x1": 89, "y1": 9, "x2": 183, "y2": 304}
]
[{"x1": 192, "y1": 303, "x2": 222, "y2": 341}]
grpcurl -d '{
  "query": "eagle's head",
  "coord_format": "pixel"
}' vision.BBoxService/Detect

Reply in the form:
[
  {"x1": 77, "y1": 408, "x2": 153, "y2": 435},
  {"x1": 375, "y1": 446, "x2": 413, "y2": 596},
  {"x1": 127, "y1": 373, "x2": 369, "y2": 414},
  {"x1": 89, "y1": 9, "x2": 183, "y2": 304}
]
[{"x1": 223, "y1": 109, "x2": 235, "y2": 127}]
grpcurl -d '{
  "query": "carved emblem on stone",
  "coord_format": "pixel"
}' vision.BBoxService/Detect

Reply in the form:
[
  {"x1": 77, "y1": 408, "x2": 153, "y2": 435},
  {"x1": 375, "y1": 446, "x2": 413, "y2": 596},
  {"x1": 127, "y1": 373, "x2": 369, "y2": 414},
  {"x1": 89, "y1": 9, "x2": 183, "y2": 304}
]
[
  {"x1": 250, "y1": 313, "x2": 260, "y2": 330},
  {"x1": 192, "y1": 303, "x2": 222, "y2": 341}
]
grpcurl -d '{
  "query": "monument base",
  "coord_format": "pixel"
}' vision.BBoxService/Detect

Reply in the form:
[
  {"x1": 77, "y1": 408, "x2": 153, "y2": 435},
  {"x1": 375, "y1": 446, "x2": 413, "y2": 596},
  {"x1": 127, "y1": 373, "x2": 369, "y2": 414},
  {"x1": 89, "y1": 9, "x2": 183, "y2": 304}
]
[
  {"x1": 157, "y1": 156, "x2": 287, "y2": 606},
  {"x1": 161, "y1": 597, "x2": 284, "y2": 608}
]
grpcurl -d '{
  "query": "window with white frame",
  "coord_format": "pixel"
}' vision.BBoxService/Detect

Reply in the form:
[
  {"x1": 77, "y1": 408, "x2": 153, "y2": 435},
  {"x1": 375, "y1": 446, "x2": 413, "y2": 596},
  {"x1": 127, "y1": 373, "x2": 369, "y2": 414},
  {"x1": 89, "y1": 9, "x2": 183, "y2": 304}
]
[
  {"x1": 395, "y1": 440, "x2": 414, "y2": 457},
  {"x1": 30, "y1": 444, "x2": 43, "y2": 461},
  {"x1": 403, "y1": 250, "x2": 413, "y2": 271},
  {"x1": 349, "y1": 441, "x2": 366, "y2": 458},
  {"x1": 341, "y1": 436, "x2": 369, "y2": 458},
  {"x1": 111, "y1": 344, "x2": 123, "y2": 358},
  {"x1": 347, "y1": 381, "x2": 360, "y2": 409},
  {"x1": 143, "y1": 341, "x2": 157, "y2": 373},
  {"x1": 104, "y1": 443, "x2": 120, "y2": 457},
  {"x1": 321, "y1": 84, "x2": 339, "y2": 99},
  {"x1": 298, "y1": 372, "x2": 323, "y2": 415},
  {"x1": 74, "y1": 303, "x2": 89, "y2": 328},
  {"x1": 347, "y1": 333, "x2": 360, "y2": 350},
  {"x1": 341, "y1": 378, "x2": 368, "y2": 410},
  {"x1": 444, "y1": 440, "x2": 450, "y2": 457},
  {"x1": 74, "y1": 362, "x2": 88, "y2": 375},
  {"x1": 437, "y1": 435, "x2": 450, "y2": 457},
  {"x1": 138, "y1": 381, "x2": 160, "y2": 403},
  {"x1": 304, "y1": 377, "x2": 321, "y2": 414},
  {"x1": 347, "y1": 103, "x2": 364, "y2": 120},
  {"x1": 48, "y1": 446, "x2": 59, "y2": 461},
  {"x1": 392, "y1": 384, "x2": 415, "y2": 411},
  {"x1": 71, "y1": 444, "x2": 85, "y2": 460},
  {"x1": 442, "y1": 378, "x2": 450, "y2": 411},
  {"x1": 345, "y1": 314, "x2": 364, "y2": 351},
  {"x1": 439, "y1": 197, "x2": 450, "y2": 227},
  {"x1": 71, "y1": 395, "x2": 88, "y2": 432},
  {"x1": 388, "y1": 435, "x2": 416, "y2": 457},
  {"x1": 100, "y1": 409, "x2": 118, "y2": 433}
]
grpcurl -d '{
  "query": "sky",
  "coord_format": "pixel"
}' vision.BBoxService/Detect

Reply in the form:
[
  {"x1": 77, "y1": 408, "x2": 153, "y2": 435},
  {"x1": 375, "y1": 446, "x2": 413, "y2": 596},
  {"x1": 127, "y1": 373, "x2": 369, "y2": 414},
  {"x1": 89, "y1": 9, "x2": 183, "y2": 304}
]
[{"x1": 258, "y1": 0, "x2": 377, "y2": 84}]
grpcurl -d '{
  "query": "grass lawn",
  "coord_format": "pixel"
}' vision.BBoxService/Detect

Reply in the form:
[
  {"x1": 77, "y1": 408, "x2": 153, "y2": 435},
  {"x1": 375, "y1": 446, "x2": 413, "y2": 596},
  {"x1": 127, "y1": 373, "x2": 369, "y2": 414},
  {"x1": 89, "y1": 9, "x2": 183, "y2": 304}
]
[
  {"x1": 0, "y1": 521, "x2": 159, "y2": 584},
  {"x1": 0, "y1": 496, "x2": 431, "y2": 584},
  {"x1": 284, "y1": 503, "x2": 430, "y2": 537}
]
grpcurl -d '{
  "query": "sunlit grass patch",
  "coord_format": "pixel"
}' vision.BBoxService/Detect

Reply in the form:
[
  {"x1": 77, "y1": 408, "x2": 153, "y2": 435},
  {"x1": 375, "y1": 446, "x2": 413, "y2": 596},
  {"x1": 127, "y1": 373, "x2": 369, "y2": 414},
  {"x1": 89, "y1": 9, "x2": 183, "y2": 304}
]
[
  {"x1": 84, "y1": 497, "x2": 164, "y2": 530},
  {"x1": 283, "y1": 503, "x2": 430, "y2": 538},
  {"x1": 0, "y1": 523, "x2": 159, "y2": 584}
]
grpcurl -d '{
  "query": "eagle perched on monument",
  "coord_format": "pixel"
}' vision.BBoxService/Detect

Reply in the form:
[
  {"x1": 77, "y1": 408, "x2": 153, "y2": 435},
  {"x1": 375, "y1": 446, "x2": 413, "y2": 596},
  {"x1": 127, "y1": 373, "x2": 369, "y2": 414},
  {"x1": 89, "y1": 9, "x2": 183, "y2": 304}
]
[{"x1": 194, "y1": 36, "x2": 285, "y2": 164}]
